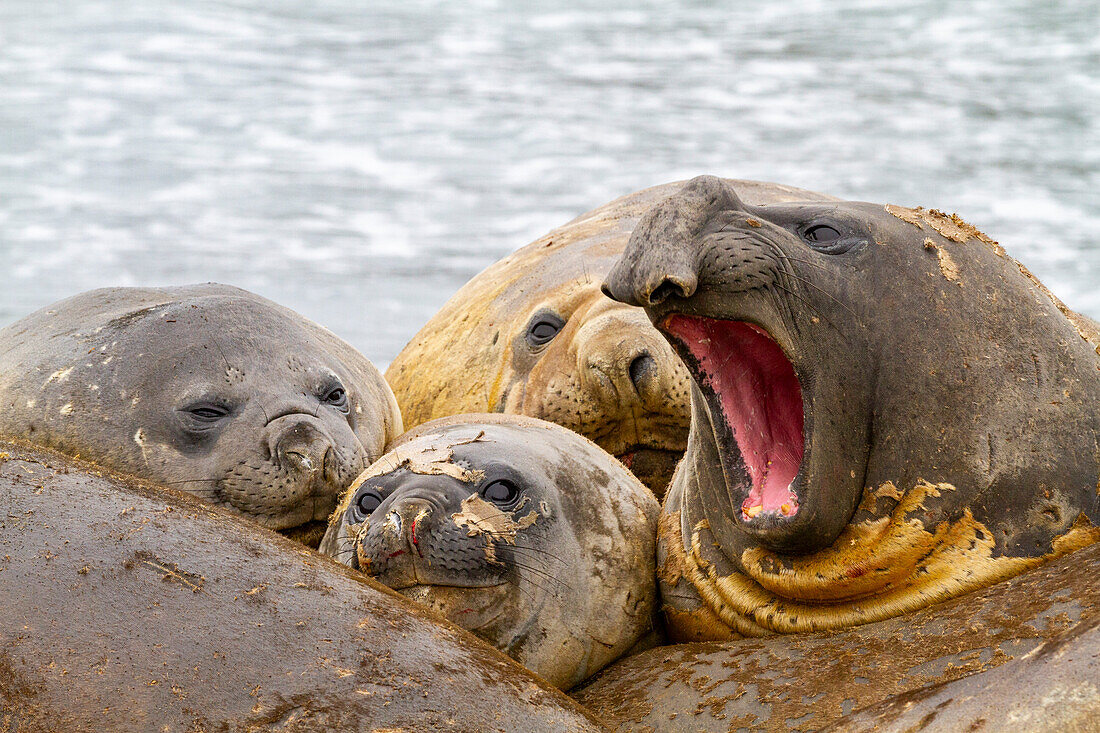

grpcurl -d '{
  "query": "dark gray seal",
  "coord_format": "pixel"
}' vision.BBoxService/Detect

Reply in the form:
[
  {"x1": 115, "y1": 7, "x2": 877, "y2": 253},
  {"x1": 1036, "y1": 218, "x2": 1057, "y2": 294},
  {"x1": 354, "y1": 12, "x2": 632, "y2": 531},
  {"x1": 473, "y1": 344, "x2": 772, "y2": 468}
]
[
  {"x1": 0, "y1": 284, "x2": 403, "y2": 545},
  {"x1": 321, "y1": 413, "x2": 660, "y2": 690},
  {"x1": 0, "y1": 439, "x2": 605, "y2": 732},
  {"x1": 603, "y1": 176, "x2": 1100, "y2": 640}
]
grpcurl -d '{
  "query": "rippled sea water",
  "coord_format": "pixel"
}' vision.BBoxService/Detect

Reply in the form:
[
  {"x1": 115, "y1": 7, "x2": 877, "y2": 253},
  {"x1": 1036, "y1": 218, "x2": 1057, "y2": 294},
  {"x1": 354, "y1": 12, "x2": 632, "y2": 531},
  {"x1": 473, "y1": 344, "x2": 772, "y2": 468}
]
[{"x1": 2, "y1": 0, "x2": 1097, "y2": 366}]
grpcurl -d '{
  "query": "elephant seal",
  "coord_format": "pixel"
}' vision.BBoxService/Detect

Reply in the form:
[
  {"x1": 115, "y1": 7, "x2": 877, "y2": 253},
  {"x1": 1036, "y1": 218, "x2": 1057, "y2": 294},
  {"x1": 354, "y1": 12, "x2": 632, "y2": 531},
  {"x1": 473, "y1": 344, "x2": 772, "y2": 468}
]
[
  {"x1": 386, "y1": 180, "x2": 839, "y2": 497},
  {"x1": 825, "y1": 618, "x2": 1100, "y2": 733},
  {"x1": 0, "y1": 284, "x2": 403, "y2": 546},
  {"x1": 0, "y1": 439, "x2": 604, "y2": 732},
  {"x1": 573, "y1": 537, "x2": 1100, "y2": 732},
  {"x1": 603, "y1": 176, "x2": 1100, "y2": 641},
  {"x1": 320, "y1": 414, "x2": 660, "y2": 690}
]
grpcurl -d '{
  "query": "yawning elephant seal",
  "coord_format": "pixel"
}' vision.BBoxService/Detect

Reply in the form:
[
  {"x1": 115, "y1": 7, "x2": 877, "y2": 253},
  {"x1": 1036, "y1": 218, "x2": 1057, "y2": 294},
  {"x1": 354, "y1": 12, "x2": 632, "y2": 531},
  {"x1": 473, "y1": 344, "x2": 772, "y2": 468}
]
[
  {"x1": 321, "y1": 414, "x2": 660, "y2": 690},
  {"x1": 603, "y1": 175, "x2": 1100, "y2": 641},
  {"x1": 386, "y1": 180, "x2": 838, "y2": 496},
  {"x1": 0, "y1": 284, "x2": 402, "y2": 545}
]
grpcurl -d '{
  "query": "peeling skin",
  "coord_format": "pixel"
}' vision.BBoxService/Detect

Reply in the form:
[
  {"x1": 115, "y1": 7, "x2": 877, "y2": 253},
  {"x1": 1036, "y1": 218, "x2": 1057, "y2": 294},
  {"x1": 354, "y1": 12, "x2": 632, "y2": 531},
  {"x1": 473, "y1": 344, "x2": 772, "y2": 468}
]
[
  {"x1": 888, "y1": 203, "x2": 1099, "y2": 348},
  {"x1": 331, "y1": 432, "x2": 489, "y2": 521},
  {"x1": 923, "y1": 238, "x2": 961, "y2": 284},
  {"x1": 452, "y1": 494, "x2": 540, "y2": 563},
  {"x1": 663, "y1": 480, "x2": 1100, "y2": 637},
  {"x1": 885, "y1": 204, "x2": 1002, "y2": 252},
  {"x1": 603, "y1": 178, "x2": 1100, "y2": 651},
  {"x1": 574, "y1": 539, "x2": 1100, "y2": 733},
  {"x1": 322, "y1": 415, "x2": 662, "y2": 691}
]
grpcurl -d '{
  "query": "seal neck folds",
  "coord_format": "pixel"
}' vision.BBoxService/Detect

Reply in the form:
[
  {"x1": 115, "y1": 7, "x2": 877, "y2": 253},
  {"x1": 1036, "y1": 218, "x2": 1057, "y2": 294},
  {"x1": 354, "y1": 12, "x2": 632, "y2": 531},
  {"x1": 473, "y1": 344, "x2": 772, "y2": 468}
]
[{"x1": 662, "y1": 315, "x2": 803, "y2": 521}]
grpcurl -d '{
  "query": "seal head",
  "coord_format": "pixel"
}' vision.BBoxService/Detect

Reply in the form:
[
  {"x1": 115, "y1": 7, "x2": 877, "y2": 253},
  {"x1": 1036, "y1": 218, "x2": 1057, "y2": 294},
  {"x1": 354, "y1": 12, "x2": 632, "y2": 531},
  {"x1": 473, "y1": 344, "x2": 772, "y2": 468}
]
[
  {"x1": 321, "y1": 414, "x2": 660, "y2": 690},
  {"x1": 0, "y1": 284, "x2": 403, "y2": 545},
  {"x1": 604, "y1": 176, "x2": 1100, "y2": 639},
  {"x1": 386, "y1": 180, "x2": 838, "y2": 497}
]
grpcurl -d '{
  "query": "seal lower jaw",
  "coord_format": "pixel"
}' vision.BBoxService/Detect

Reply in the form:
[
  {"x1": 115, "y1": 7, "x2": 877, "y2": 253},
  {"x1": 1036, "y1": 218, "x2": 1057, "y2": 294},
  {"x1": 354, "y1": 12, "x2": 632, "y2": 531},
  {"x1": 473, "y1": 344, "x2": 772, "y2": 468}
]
[
  {"x1": 397, "y1": 583, "x2": 512, "y2": 632},
  {"x1": 660, "y1": 314, "x2": 805, "y2": 527},
  {"x1": 615, "y1": 446, "x2": 683, "y2": 496}
]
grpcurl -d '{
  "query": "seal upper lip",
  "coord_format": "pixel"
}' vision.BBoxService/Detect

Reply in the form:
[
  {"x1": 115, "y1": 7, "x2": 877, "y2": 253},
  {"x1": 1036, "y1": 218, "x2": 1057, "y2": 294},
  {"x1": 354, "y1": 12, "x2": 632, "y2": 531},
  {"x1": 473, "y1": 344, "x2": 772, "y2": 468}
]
[{"x1": 659, "y1": 313, "x2": 805, "y2": 523}]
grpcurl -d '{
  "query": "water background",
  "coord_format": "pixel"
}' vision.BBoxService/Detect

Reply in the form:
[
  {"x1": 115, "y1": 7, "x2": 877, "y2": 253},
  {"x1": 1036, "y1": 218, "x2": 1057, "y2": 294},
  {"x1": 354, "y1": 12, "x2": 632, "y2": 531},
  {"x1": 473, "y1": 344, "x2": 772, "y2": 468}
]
[{"x1": 2, "y1": 0, "x2": 1097, "y2": 368}]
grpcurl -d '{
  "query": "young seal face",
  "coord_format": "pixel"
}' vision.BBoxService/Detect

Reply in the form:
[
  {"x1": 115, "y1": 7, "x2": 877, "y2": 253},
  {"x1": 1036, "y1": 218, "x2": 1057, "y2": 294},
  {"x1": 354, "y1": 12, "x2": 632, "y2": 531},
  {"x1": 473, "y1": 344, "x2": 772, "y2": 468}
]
[
  {"x1": 603, "y1": 176, "x2": 1100, "y2": 640},
  {"x1": 385, "y1": 180, "x2": 838, "y2": 497},
  {"x1": 0, "y1": 284, "x2": 402, "y2": 545},
  {"x1": 320, "y1": 414, "x2": 660, "y2": 690}
]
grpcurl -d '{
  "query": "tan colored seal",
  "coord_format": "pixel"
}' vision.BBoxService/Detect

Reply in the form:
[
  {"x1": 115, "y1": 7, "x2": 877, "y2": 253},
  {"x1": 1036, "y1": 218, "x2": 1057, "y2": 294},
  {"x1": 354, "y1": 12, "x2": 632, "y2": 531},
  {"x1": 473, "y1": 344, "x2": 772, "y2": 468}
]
[{"x1": 386, "y1": 180, "x2": 839, "y2": 497}]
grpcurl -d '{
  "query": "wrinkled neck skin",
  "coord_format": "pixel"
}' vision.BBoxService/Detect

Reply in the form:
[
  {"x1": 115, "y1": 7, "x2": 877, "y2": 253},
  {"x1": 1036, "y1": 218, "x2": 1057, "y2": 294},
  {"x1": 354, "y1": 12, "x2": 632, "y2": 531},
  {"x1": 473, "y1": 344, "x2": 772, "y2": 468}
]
[{"x1": 606, "y1": 177, "x2": 1100, "y2": 640}]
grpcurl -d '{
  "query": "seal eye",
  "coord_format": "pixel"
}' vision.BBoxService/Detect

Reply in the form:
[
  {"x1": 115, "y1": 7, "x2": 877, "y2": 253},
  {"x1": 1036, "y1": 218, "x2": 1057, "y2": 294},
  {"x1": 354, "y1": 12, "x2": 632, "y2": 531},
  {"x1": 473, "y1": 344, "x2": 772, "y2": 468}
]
[
  {"x1": 803, "y1": 224, "x2": 842, "y2": 244},
  {"x1": 189, "y1": 406, "x2": 228, "y2": 421},
  {"x1": 525, "y1": 313, "x2": 565, "y2": 348},
  {"x1": 322, "y1": 385, "x2": 349, "y2": 411},
  {"x1": 354, "y1": 488, "x2": 383, "y2": 518},
  {"x1": 482, "y1": 479, "x2": 521, "y2": 508},
  {"x1": 179, "y1": 403, "x2": 231, "y2": 431}
]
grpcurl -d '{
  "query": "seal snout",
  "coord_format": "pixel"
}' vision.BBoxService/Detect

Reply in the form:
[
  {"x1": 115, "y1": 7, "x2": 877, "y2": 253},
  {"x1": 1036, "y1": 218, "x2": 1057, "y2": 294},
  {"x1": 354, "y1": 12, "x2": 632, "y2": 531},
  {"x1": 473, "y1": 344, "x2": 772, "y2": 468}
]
[{"x1": 604, "y1": 176, "x2": 747, "y2": 310}]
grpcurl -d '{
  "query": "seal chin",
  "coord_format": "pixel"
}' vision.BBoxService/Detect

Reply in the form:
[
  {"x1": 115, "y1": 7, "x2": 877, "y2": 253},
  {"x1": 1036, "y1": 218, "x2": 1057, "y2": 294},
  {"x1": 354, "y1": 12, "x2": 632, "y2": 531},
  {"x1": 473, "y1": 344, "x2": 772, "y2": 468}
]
[
  {"x1": 279, "y1": 519, "x2": 329, "y2": 548},
  {"x1": 660, "y1": 314, "x2": 805, "y2": 527}
]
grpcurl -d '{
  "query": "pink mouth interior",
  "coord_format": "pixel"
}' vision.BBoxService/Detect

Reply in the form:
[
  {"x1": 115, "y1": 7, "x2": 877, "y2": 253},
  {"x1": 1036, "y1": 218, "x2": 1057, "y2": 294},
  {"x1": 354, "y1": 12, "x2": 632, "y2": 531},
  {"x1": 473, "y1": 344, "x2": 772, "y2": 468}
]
[{"x1": 663, "y1": 315, "x2": 804, "y2": 520}]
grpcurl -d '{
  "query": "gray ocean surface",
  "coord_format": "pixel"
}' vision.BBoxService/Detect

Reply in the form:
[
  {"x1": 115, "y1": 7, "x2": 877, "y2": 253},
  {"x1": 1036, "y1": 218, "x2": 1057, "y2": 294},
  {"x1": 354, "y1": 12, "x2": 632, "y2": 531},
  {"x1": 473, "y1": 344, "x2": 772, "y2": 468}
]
[{"x1": 2, "y1": 0, "x2": 1097, "y2": 367}]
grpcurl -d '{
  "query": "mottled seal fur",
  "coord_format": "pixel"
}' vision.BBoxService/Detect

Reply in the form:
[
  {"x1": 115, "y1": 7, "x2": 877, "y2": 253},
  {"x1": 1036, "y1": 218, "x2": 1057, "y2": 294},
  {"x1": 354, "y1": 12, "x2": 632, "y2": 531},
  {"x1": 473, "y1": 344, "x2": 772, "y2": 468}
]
[
  {"x1": 0, "y1": 439, "x2": 604, "y2": 732},
  {"x1": 386, "y1": 179, "x2": 838, "y2": 496},
  {"x1": 321, "y1": 413, "x2": 660, "y2": 690},
  {"x1": 603, "y1": 176, "x2": 1100, "y2": 641},
  {"x1": 575, "y1": 539, "x2": 1100, "y2": 731},
  {"x1": 824, "y1": 617, "x2": 1100, "y2": 732},
  {"x1": 0, "y1": 284, "x2": 402, "y2": 545}
]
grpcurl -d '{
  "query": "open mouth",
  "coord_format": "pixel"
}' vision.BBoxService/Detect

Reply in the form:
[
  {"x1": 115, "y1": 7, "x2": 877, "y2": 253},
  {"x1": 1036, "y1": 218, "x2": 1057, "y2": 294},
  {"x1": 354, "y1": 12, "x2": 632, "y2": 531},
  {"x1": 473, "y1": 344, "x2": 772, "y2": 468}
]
[{"x1": 660, "y1": 314, "x2": 804, "y2": 522}]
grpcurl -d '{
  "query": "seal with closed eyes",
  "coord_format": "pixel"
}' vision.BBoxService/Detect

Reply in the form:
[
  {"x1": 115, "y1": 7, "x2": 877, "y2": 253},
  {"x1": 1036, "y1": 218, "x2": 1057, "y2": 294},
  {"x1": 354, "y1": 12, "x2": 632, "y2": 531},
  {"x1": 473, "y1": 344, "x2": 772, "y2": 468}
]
[
  {"x1": 385, "y1": 179, "x2": 839, "y2": 497},
  {"x1": 320, "y1": 413, "x2": 660, "y2": 690},
  {"x1": 602, "y1": 175, "x2": 1100, "y2": 641},
  {"x1": 0, "y1": 284, "x2": 402, "y2": 546}
]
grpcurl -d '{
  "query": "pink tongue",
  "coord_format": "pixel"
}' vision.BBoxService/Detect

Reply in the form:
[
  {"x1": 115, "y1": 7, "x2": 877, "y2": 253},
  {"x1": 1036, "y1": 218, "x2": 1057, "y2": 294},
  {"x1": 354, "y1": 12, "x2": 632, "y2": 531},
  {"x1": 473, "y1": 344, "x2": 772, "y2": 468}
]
[{"x1": 663, "y1": 315, "x2": 804, "y2": 518}]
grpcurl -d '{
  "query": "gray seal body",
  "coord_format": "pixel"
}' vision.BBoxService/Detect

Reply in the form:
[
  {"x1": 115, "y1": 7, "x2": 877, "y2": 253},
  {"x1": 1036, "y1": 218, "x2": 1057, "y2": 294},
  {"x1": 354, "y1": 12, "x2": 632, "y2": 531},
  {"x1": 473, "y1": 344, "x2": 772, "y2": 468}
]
[
  {"x1": 322, "y1": 413, "x2": 660, "y2": 690},
  {"x1": 0, "y1": 284, "x2": 402, "y2": 543}
]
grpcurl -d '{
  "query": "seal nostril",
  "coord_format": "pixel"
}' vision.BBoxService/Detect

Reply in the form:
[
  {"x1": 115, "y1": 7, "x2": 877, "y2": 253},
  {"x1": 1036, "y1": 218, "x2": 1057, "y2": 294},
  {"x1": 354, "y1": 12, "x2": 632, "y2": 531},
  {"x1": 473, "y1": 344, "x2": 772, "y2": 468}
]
[
  {"x1": 628, "y1": 352, "x2": 656, "y2": 388},
  {"x1": 284, "y1": 450, "x2": 314, "y2": 473},
  {"x1": 648, "y1": 276, "x2": 696, "y2": 305}
]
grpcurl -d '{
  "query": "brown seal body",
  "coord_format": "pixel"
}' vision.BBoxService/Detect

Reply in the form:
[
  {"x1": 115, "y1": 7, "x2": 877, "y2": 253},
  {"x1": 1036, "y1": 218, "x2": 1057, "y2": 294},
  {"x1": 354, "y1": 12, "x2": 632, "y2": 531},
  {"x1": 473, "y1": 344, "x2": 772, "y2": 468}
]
[
  {"x1": 321, "y1": 414, "x2": 660, "y2": 690},
  {"x1": 0, "y1": 439, "x2": 606, "y2": 732},
  {"x1": 603, "y1": 176, "x2": 1100, "y2": 641},
  {"x1": 573, "y1": 540, "x2": 1100, "y2": 732},
  {"x1": 386, "y1": 180, "x2": 837, "y2": 496},
  {"x1": 823, "y1": 616, "x2": 1100, "y2": 733},
  {"x1": 0, "y1": 284, "x2": 402, "y2": 545}
]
